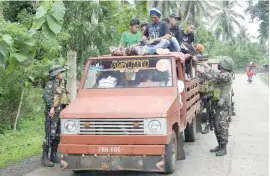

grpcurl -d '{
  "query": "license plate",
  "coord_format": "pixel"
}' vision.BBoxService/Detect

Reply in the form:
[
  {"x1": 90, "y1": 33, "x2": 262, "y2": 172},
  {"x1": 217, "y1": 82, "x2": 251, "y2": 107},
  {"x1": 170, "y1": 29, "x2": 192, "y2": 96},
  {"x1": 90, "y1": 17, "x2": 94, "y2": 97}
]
[{"x1": 97, "y1": 146, "x2": 122, "y2": 153}]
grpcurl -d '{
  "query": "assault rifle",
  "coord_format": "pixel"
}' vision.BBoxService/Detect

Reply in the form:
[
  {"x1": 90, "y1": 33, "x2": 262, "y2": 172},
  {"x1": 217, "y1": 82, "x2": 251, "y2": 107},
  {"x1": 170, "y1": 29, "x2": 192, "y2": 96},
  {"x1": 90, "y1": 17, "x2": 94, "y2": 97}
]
[
  {"x1": 200, "y1": 89, "x2": 216, "y2": 131},
  {"x1": 45, "y1": 113, "x2": 51, "y2": 147}
]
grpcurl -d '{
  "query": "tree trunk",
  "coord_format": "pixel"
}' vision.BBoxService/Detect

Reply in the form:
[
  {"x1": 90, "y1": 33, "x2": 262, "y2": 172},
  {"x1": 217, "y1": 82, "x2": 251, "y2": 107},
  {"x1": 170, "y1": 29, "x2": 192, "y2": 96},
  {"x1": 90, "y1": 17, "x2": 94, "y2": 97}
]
[
  {"x1": 0, "y1": 6, "x2": 3, "y2": 21},
  {"x1": 91, "y1": 0, "x2": 99, "y2": 24},
  {"x1": 67, "y1": 50, "x2": 77, "y2": 101},
  {"x1": 13, "y1": 88, "x2": 24, "y2": 132}
]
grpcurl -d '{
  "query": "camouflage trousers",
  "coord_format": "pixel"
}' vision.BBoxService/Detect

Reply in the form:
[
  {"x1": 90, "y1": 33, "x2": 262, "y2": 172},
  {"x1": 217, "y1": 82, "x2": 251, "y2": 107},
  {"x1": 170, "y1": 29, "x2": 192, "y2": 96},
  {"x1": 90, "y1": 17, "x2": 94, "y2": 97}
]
[
  {"x1": 43, "y1": 115, "x2": 61, "y2": 150},
  {"x1": 43, "y1": 106, "x2": 63, "y2": 151},
  {"x1": 214, "y1": 105, "x2": 229, "y2": 145}
]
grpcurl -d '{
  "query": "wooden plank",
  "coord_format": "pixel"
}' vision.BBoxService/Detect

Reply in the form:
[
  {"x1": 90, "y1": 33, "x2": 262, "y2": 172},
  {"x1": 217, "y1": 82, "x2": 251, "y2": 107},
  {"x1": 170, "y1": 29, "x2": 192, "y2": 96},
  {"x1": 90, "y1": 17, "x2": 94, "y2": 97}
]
[
  {"x1": 186, "y1": 107, "x2": 196, "y2": 124},
  {"x1": 185, "y1": 77, "x2": 200, "y2": 89},
  {"x1": 186, "y1": 86, "x2": 200, "y2": 99},
  {"x1": 186, "y1": 94, "x2": 200, "y2": 109}
]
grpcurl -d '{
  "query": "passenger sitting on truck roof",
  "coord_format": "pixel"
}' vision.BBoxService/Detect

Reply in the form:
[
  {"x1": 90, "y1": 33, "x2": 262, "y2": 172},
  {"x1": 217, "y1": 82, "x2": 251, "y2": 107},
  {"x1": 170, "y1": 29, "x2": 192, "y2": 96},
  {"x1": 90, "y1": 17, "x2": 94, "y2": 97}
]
[
  {"x1": 162, "y1": 14, "x2": 182, "y2": 52},
  {"x1": 135, "y1": 8, "x2": 171, "y2": 55},
  {"x1": 119, "y1": 19, "x2": 142, "y2": 48},
  {"x1": 111, "y1": 19, "x2": 142, "y2": 56},
  {"x1": 94, "y1": 71, "x2": 127, "y2": 88}
]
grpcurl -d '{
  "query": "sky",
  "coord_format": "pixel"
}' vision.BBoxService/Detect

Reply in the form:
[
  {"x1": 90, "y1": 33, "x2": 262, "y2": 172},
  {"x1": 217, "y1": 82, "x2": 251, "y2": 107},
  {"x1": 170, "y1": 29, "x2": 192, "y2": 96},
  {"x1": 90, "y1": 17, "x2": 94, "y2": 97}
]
[
  {"x1": 127, "y1": 0, "x2": 261, "y2": 41},
  {"x1": 234, "y1": 0, "x2": 260, "y2": 40}
]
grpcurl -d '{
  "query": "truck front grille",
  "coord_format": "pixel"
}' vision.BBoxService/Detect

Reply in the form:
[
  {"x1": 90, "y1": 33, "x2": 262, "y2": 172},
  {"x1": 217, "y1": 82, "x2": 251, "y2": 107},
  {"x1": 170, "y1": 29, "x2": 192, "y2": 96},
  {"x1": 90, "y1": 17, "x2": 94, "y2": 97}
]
[{"x1": 79, "y1": 118, "x2": 144, "y2": 135}]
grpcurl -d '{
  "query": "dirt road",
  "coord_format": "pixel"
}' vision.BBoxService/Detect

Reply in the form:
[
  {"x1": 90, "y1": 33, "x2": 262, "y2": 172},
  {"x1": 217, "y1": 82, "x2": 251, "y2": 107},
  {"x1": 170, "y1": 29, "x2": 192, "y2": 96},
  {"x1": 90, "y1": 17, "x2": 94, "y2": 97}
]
[{"x1": 3, "y1": 74, "x2": 270, "y2": 176}]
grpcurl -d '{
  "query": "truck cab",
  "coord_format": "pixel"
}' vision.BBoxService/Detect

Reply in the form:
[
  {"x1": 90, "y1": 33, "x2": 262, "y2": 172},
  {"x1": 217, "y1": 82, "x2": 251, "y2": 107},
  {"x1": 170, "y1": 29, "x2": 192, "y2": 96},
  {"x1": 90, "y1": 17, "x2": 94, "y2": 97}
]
[{"x1": 59, "y1": 54, "x2": 200, "y2": 174}]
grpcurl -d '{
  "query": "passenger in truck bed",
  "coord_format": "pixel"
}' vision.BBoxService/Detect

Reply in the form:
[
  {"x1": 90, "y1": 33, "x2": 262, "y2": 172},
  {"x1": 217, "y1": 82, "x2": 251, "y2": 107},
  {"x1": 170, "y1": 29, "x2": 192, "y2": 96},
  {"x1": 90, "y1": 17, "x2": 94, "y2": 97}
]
[
  {"x1": 136, "y1": 70, "x2": 170, "y2": 87},
  {"x1": 95, "y1": 71, "x2": 127, "y2": 88}
]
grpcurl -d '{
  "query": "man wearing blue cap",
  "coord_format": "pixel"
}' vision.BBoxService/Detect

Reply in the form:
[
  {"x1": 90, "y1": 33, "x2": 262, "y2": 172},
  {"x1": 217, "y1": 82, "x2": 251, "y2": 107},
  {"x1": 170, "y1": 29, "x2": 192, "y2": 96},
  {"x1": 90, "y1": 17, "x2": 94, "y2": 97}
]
[{"x1": 138, "y1": 8, "x2": 171, "y2": 55}]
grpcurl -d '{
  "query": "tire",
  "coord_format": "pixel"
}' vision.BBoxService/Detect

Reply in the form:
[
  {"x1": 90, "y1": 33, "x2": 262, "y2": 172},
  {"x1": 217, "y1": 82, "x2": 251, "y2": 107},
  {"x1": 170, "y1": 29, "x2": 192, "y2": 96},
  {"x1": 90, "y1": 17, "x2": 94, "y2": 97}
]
[
  {"x1": 72, "y1": 170, "x2": 86, "y2": 174},
  {"x1": 177, "y1": 132, "x2": 186, "y2": 161},
  {"x1": 184, "y1": 120, "x2": 196, "y2": 142},
  {"x1": 228, "y1": 112, "x2": 232, "y2": 122},
  {"x1": 164, "y1": 131, "x2": 177, "y2": 174}
]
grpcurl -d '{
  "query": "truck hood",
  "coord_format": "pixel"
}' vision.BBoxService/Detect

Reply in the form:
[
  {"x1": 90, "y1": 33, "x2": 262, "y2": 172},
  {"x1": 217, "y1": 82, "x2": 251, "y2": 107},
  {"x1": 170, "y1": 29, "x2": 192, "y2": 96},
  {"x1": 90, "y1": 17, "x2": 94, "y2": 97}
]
[{"x1": 61, "y1": 96, "x2": 177, "y2": 118}]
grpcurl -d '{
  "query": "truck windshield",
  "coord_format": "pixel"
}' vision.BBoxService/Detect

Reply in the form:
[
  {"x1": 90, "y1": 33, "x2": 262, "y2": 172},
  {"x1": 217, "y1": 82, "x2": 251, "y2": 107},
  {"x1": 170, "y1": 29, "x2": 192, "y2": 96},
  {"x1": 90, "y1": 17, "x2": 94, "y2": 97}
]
[{"x1": 83, "y1": 58, "x2": 173, "y2": 89}]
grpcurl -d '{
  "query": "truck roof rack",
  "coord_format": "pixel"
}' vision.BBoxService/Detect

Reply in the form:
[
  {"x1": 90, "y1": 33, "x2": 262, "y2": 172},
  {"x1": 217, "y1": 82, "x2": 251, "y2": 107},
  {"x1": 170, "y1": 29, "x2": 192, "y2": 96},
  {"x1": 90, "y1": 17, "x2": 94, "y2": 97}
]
[{"x1": 87, "y1": 54, "x2": 177, "y2": 61}]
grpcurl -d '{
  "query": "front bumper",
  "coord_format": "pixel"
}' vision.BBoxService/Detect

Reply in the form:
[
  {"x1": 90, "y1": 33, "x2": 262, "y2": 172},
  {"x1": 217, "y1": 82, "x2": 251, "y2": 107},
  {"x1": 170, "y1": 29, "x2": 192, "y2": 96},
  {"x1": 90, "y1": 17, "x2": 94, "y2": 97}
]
[
  {"x1": 60, "y1": 155, "x2": 165, "y2": 172},
  {"x1": 59, "y1": 144, "x2": 165, "y2": 155}
]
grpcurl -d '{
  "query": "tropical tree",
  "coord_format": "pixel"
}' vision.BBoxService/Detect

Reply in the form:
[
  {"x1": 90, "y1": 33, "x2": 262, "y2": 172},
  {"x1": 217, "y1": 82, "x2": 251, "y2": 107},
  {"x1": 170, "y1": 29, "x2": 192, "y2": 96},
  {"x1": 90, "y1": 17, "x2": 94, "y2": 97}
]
[
  {"x1": 134, "y1": 1, "x2": 148, "y2": 20},
  {"x1": 211, "y1": 0, "x2": 245, "y2": 41},
  {"x1": 246, "y1": 0, "x2": 269, "y2": 43},
  {"x1": 235, "y1": 27, "x2": 254, "y2": 46},
  {"x1": 0, "y1": 0, "x2": 66, "y2": 131},
  {"x1": 180, "y1": 1, "x2": 216, "y2": 25},
  {"x1": 147, "y1": 1, "x2": 179, "y2": 18}
]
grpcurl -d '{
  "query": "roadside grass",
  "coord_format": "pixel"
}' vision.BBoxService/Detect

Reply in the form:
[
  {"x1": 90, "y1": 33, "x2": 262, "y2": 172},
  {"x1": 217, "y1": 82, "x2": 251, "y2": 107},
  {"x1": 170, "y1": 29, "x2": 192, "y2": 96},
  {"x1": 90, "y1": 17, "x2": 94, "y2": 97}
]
[
  {"x1": 259, "y1": 73, "x2": 269, "y2": 85},
  {"x1": 0, "y1": 114, "x2": 44, "y2": 168}
]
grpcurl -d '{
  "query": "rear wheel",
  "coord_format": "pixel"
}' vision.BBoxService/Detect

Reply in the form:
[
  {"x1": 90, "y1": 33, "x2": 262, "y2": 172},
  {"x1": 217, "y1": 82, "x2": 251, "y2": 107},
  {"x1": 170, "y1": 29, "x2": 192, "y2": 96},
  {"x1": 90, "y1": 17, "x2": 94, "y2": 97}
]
[
  {"x1": 164, "y1": 131, "x2": 177, "y2": 174},
  {"x1": 72, "y1": 170, "x2": 86, "y2": 174},
  {"x1": 228, "y1": 108, "x2": 232, "y2": 122},
  {"x1": 184, "y1": 120, "x2": 196, "y2": 142}
]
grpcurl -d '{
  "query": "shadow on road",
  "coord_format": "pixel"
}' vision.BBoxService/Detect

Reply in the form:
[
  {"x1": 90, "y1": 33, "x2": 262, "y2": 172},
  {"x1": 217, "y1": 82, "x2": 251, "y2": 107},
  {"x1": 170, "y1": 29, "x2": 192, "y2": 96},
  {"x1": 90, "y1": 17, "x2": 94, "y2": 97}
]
[{"x1": 69, "y1": 170, "x2": 161, "y2": 176}]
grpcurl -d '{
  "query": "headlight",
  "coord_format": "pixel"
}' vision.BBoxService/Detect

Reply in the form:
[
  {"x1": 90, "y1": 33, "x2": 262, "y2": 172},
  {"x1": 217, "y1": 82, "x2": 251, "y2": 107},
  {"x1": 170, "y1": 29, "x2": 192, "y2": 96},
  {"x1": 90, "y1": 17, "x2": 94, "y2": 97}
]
[
  {"x1": 149, "y1": 120, "x2": 161, "y2": 133},
  {"x1": 64, "y1": 120, "x2": 76, "y2": 132},
  {"x1": 144, "y1": 118, "x2": 167, "y2": 135},
  {"x1": 61, "y1": 119, "x2": 79, "y2": 134}
]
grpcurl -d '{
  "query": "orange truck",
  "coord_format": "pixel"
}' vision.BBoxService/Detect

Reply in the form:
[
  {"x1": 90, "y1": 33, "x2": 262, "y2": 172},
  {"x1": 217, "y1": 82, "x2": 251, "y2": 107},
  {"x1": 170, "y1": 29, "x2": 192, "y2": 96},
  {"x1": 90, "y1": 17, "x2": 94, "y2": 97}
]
[{"x1": 59, "y1": 54, "x2": 201, "y2": 174}]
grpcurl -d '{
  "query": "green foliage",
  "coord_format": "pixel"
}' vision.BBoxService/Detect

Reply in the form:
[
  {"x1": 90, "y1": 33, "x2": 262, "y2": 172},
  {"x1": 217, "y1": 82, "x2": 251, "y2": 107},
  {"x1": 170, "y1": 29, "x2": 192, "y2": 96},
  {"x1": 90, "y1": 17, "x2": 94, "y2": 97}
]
[
  {"x1": 2, "y1": 1, "x2": 36, "y2": 23},
  {"x1": 194, "y1": 26, "x2": 268, "y2": 70},
  {"x1": 0, "y1": 69, "x2": 26, "y2": 131},
  {"x1": 0, "y1": 113, "x2": 43, "y2": 168},
  {"x1": 0, "y1": 0, "x2": 67, "y2": 134},
  {"x1": 246, "y1": 0, "x2": 269, "y2": 43},
  {"x1": 30, "y1": 1, "x2": 66, "y2": 38},
  {"x1": 0, "y1": 0, "x2": 66, "y2": 75},
  {"x1": 211, "y1": 0, "x2": 245, "y2": 41}
]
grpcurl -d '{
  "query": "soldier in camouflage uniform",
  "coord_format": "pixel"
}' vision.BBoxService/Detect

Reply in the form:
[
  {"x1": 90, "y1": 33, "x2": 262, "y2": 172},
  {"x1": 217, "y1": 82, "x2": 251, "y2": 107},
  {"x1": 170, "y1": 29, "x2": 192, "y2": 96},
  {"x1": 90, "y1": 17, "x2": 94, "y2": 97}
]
[
  {"x1": 197, "y1": 56, "x2": 234, "y2": 156},
  {"x1": 41, "y1": 66, "x2": 70, "y2": 167}
]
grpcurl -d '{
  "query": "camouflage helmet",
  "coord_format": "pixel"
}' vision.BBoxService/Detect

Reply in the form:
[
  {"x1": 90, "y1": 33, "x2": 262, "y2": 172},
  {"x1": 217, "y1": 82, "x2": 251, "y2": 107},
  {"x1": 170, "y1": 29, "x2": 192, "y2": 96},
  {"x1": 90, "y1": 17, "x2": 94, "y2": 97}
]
[
  {"x1": 219, "y1": 56, "x2": 234, "y2": 71},
  {"x1": 49, "y1": 65, "x2": 65, "y2": 77}
]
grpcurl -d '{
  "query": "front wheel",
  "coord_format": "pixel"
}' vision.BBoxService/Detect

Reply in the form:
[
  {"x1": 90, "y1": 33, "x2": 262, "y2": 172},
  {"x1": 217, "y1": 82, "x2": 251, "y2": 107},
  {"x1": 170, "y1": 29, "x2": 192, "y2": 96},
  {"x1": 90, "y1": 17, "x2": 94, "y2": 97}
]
[{"x1": 164, "y1": 131, "x2": 177, "y2": 174}]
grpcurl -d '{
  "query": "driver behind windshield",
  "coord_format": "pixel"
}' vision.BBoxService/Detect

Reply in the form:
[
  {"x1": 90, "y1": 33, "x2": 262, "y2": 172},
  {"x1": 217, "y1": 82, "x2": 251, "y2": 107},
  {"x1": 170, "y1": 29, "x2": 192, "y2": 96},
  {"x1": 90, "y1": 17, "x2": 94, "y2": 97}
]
[
  {"x1": 94, "y1": 71, "x2": 127, "y2": 88},
  {"x1": 136, "y1": 70, "x2": 170, "y2": 87}
]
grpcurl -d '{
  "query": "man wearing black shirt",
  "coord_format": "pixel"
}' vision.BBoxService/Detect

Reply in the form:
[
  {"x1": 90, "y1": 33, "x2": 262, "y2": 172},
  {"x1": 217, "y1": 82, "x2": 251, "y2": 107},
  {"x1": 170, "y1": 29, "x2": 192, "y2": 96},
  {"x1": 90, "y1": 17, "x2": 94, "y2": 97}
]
[
  {"x1": 181, "y1": 24, "x2": 195, "y2": 44},
  {"x1": 162, "y1": 14, "x2": 183, "y2": 52},
  {"x1": 140, "y1": 8, "x2": 170, "y2": 54}
]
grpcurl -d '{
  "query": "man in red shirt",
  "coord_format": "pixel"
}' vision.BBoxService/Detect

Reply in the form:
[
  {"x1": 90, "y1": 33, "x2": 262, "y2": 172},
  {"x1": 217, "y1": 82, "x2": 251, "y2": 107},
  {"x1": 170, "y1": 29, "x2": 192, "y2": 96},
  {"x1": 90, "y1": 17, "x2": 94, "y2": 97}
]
[
  {"x1": 247, "y1": 68, "x2": 253, "y2": 82},
  {"x1": 247, "y1": 68, "x2": 253, "y2": 76}
]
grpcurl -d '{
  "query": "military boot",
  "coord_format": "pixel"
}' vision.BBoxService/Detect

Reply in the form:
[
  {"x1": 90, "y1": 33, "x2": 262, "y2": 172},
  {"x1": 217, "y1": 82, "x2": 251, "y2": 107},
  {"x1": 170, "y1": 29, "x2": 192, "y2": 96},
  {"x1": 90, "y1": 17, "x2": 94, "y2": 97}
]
[
  {"x1": 202, "y1": 124, "x2": 210, "y2": 134},
  {"x1": 210, "y1": 142, "x2": 221, "y2": 153},
  {"x1": 41, "y1": 146, "x2": 54, "y2": 167},
  {"x1": 50, "y1": 148, "x2": 61, "y2": 163},
  {"x1": 216, "y1": 144, "x2": 227, "y2": 156}
]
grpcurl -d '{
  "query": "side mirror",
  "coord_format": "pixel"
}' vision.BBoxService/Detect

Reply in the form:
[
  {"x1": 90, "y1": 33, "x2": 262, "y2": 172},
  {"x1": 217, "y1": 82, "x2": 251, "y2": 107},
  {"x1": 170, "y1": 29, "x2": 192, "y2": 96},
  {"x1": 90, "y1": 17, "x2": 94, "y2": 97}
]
[{"x1": 177, "y1": 80, "x2": 184, "y2": 93}]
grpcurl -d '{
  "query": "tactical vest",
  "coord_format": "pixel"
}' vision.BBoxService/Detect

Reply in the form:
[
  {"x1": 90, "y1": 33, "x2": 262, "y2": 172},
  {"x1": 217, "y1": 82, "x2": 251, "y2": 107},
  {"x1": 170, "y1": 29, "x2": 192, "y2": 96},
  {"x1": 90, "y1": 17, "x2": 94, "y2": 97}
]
[
  {"x1": 54, "y1": 80, "x2": 70, "y2": 107},
  {"x1": 218, "y1": 80, "x2": 233, "y2": 106}
]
